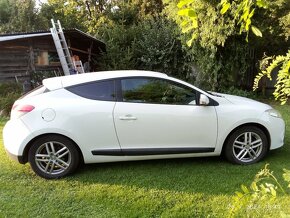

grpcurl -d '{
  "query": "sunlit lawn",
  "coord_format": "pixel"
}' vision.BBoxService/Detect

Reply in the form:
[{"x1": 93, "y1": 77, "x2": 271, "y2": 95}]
[{"x1": 0, "y1": 102, "x2": 289, "y2": 217}]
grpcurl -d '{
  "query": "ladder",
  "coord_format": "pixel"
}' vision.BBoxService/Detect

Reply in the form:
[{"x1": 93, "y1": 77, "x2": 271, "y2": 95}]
[
  {"x1": 50, "y1": 19, "x2": 74, "y2": 76},
  {"x1": 73, "y1": 60, "x2": 85, "y2": 74}
]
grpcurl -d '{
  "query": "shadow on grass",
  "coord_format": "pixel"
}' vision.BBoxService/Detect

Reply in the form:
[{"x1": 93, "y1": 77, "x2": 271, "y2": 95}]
[{"x1": 63, "y1": 154, "x2": 280, "y2": 195}]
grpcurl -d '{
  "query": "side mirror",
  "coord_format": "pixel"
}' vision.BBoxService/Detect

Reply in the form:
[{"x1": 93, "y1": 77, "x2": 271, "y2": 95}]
[{"x1": 199, "y1": 94, "x2": 210, "y2": 105}]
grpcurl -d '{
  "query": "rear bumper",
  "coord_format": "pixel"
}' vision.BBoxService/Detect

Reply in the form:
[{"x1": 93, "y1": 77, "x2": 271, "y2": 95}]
[
  {"x1": 5, "y1": 148, "x2": 26, "y2": 164},
  {"x1": 3, "y1": 119, "x2": 32, "y2": 164}
]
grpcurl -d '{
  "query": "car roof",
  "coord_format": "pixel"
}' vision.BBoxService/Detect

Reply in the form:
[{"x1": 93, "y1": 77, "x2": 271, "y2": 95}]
[{"x1": 43, "y1": 70, "x2": 169, "y2": 90}]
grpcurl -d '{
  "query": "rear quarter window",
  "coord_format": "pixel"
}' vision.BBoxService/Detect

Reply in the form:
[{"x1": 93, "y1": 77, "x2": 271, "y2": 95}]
[{"x1": 66, "y1": 80, "x2": 116, "y2": 101}]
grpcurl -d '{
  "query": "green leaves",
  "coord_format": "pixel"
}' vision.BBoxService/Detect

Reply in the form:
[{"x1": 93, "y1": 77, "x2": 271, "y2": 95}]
[
  {"x1": 229, "y1": 164, "x2": 289, "y2": 217},
  {"x1": 251, "y1": 25, "x2": 262, "y2": 37},
  {"x1": 177, "y1": 0, "x2": 194, "y2": 9},
  {"x1": 177, "y1": 0, "x2": 199, "y2": 46},
  {"x1": 220, "y1": 2, "x2": 230, "y2": 15},
  {"x1": 253, "y1": 50, "x2": 290, "y2": 105},
  {"x1": 256, "y1": 0, "x2": 268, "y2": 9},
  {"x1": 178, "y1": 9, "x2": 196, "y2": 18}
]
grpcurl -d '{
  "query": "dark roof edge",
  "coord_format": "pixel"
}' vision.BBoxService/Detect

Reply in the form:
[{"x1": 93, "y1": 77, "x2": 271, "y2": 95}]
[
  {"x1": 0, "y1": 28, "x2": 106, "y2": 46},
  {"x1": 66, "y1": 28, "x2": 106, "y2": 46}
]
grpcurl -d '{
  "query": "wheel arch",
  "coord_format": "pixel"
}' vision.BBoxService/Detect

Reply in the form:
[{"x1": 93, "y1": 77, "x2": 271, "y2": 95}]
[
  {"x1": 221, "y1": 123, "x2": 271, "y2": 155},
  {"x1": 22, "y1": 133, "x2": 84, "y2": 164}
]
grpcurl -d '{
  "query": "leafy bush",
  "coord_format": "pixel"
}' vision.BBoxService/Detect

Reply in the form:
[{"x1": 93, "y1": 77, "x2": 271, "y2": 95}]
[
  {"x1": 97, "y1": 24, "x2": 139, "y2": 70},
  {"x1": 229, "y1": 164, "x2": 290, "y2": 217},
  {"x1": 182, "y1": 38, "x2": 251, "y2": 91},
  {"x1": 134, "y1": 18, "x2": 191, "y2": 80},
  {"x1": 221, "y1": 86, "x2": 259, "y2": 99},
  {"x1": 0, "y1": 83, "x2": 22, "y2": 116},
  {"x1": 253, "y1": 50, "x2": 290, "y2": 105},
  {"x1": 31, "y1": 70, "x2": 60, "y2": 88},
  {"x1": 97, "y1": 16, "x2": 192, "y2": 80}
]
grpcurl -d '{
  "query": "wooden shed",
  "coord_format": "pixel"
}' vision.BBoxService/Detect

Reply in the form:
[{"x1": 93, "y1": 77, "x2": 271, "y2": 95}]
[{"x1": 0, "y1": 29, "x2": 106, "y2": 85}]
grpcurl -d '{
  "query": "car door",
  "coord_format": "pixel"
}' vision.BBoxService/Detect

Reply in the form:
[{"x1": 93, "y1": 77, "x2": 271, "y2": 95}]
[{"x1": 113, "y1": 77, "x2": 218, "y2": 155}]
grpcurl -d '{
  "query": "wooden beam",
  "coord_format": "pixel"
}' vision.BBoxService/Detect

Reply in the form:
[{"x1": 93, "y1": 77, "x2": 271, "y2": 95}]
[{"x1": 69, "y1": 46, "x2": 97, "y2": 56}]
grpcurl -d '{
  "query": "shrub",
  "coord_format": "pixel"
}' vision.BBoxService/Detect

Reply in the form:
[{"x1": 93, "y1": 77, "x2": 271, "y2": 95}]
[
  {"x1": 229, "y1": 164, "x2": 290, "y2": 217},
  {"x1": 97, "y1": 16, "x2": 192, "y2": 80},
  {"x1": 220, "y1": 86, "x2": 259, "y2": 99},
  {"x1": 0, "y1": 82, "x2": 22, "y2": 117},
  {"x1": 31, "y1": 70, "x2": 60, "y2": 88}
]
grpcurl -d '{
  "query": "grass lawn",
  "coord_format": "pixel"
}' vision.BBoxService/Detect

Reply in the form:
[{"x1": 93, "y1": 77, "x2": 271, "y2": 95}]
[{"x1": 0, "y1": 102, "x2": 289, "y2": 217}]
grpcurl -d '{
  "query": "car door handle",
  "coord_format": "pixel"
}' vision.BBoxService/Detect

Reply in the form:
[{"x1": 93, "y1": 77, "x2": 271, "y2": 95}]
[{"x1": 119, "y1": 115, "x2": 137, "y2": 120}]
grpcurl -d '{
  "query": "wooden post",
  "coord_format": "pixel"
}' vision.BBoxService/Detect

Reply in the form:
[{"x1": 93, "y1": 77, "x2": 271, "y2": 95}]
[{"x1": 29, "y1": 46, "x2": 35, "y2": 72}]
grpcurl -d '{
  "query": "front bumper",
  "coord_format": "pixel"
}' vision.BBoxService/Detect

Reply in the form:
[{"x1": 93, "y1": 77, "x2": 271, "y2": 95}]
[
  {"x1": 266, "y1": 116, "x2": 285, "y2": 150},
  {"x1": 3, "y1": 119, "x2": 32, "y2": 164}
]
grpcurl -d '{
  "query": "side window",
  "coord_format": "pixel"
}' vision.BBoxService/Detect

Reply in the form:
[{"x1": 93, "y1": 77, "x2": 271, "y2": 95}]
[
  {"x1": 121, "y1": 78, "x2": 196, "y2": 105},
  {"x1": 67, "y1": 80, "x2": 115, "y2": 101}
]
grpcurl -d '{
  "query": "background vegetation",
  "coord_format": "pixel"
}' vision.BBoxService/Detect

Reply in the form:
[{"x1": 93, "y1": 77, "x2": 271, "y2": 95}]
[
  {"x1": 0, "y1": 0, "x2": 288, "y2": 96},
  {"x1": 0, "y1": 83, "x2": 21, "y2": 116}
]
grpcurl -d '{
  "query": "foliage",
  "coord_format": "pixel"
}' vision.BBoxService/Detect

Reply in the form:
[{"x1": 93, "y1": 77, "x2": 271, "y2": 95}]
[
  {"x1": 0, "y1": 0, "x2": 47, "y2": 33},
  {"x1": 30, "y1": 70, "x2": 61, "y2": 88},
  {"x1": 284, "y1": 169, "x2": 290, "y2": 188},
  {"x1": 0, "y1": 83, "x2": 22, "y2": 116},
  {"x1": 229, "y1": 164, "x2": 290, "y2": 217},
  {"x1": 176, "y1": 0, "x2": 269, "y2": 47},
  {"x1": 253, "y1": 50, "x2": 290, "y2": 104},
  {"x1": 221, "y1": 86, "x2": 258, "y2": 99},
  {"x1": 97, "y1": 17, "x2": 191, "y2": 79},
  {"x1": 45, "y1": 0, "x2": 164, "y2": 33},
  {"x1": 97, "y1": 23, "x2": 138, "y2": 70},
  {"x1": 219, "y1": 0, "x2": 268, "y2": 40},
  {"x1": 39, "y1": 0, "x2": 86, "y2": 31},
  {"x1": 174, "y1": 0, "x2": 289, "y2": 100},
  {"x1": 176, "y1": 0, "x2": 235, "y2": 49},
  {"x1": 134, "y1": 18, "x2": 190, "y2": 79}
]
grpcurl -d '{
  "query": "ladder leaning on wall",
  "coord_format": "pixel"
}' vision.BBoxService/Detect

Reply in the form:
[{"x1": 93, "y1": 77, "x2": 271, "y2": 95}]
[{"x1": 50, "y1": 19, "x2": 85, "y2": 75}]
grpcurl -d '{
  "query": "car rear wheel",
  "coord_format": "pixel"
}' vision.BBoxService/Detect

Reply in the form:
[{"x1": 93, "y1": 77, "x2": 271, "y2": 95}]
[
  {"x1": 28, "y1": 135, "x2": 80, "y2": 179},
  {"x1": 224, "y1": 126, "x2": 268, "y2": 165}
]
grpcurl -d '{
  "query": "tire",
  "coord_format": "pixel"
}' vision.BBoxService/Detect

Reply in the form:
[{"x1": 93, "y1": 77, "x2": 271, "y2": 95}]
[
  {"x1": 224, "y1": 126, "x2": 268, "y2": 165},
  {"x1": 28, "y1": 135, "x2": 80, "y2": 179}
]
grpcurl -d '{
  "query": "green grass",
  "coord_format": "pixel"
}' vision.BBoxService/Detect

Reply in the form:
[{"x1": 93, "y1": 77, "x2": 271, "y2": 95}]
[{"x1": 0, "y1": 102, "x2": 289, "y2": 217}]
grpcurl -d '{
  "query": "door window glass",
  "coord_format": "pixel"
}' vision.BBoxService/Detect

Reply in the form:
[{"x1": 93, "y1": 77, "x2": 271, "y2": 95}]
[{"x1": 121, "y1": 78, "x2": 196, "y2": 105}]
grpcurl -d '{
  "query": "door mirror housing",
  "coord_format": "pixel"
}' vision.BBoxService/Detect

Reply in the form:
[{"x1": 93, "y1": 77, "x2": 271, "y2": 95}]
[{"x1": 199, "y1": 94, "x2": 210, "y2": 105}]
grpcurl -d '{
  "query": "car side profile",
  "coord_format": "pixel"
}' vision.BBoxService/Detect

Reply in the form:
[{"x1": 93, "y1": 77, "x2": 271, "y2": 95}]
[{"x1": 3, "y1": 70, "x2": 285, "y2": 179}]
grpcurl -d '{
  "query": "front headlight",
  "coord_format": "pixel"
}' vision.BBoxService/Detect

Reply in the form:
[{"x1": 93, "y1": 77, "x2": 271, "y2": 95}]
[{"x1": 266, "y1": 109, "x2": 282, "y2": 118}]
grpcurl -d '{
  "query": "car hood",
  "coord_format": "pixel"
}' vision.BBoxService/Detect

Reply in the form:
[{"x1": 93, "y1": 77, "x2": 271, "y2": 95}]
[{"x1": 211, "y1": 92, "x2": 272, "y2": 110}]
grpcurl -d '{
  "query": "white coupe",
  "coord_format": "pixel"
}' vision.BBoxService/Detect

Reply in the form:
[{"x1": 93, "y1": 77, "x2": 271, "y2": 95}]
[{"x1": 3, "y1": 70, "x2": 285, "y2": 179}]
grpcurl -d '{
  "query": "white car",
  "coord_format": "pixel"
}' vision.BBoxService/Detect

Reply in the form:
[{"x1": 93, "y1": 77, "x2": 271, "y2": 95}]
[{"x1": 3, "y1": 70, "x2": 285, "y2": 179}]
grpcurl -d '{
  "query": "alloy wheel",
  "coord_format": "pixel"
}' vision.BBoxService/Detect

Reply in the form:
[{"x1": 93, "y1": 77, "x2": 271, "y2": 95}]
[
  {"x1": 35, "y1": 141, "x2": 72, "y2": 175},
  {"x1": 232, "y1": 132, "x2": 263, "y2": 163}
]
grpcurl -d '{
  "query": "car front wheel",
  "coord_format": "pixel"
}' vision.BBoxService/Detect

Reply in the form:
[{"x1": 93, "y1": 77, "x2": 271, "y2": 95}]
[
  {"x1": 28, "y1": 135, "x2": 80, "y2": 179},
  {"x1": 224, "y1": 126, "x2": 268, "y2": 165}
]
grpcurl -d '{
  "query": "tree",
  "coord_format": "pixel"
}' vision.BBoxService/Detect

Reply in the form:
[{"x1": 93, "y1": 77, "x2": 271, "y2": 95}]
[
  {"x1": 0, "y1": 0, "x2": 47, "y2": 33},
  {"x1": 172, "y1": 0, "x2": 289, "y2": 101}
]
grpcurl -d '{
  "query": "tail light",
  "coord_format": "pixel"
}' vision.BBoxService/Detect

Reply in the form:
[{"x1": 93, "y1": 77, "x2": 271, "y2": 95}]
[{"x1": 11, "y1": 104, "x2": 35, "y2": 119}]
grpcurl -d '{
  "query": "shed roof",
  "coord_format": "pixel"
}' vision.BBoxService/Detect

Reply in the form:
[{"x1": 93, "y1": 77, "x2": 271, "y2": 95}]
[{"x1": 0, "y1": 29, "x2": 106, "y2": 51}]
